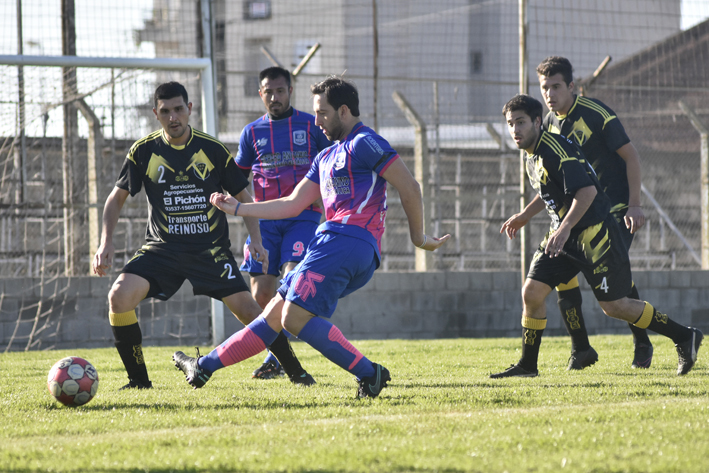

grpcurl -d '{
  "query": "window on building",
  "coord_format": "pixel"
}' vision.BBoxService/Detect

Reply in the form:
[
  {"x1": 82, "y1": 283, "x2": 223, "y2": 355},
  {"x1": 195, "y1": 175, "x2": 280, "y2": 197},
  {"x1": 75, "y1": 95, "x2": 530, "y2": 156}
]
[
  {"x1": 470, "y1": 51, "x2": 483, "y2": 74},
  {"x1": 243, "y1": 0, "x2": 271, "y2": 20}
]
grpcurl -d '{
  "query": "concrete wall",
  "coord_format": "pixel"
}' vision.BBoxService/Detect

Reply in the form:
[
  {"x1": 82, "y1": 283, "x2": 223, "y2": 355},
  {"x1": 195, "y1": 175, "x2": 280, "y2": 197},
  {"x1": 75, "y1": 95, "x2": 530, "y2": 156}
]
[{"x1": 2, "y1": 270, "x2": 708, "y2": 351}]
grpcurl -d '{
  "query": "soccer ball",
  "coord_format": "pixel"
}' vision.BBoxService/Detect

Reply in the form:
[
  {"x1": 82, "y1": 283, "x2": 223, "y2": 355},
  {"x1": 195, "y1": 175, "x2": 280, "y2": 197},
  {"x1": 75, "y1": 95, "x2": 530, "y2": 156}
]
[{"x1": 47, "y1": 356, "x2": 99, "y2": 407}]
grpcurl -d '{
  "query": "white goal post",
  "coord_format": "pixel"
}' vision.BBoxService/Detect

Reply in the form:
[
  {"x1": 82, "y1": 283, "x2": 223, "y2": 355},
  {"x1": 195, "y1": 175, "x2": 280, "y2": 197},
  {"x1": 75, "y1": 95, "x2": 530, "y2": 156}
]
[{"x1": 0, "y1": 54, "x2": 228, "y2": 344}]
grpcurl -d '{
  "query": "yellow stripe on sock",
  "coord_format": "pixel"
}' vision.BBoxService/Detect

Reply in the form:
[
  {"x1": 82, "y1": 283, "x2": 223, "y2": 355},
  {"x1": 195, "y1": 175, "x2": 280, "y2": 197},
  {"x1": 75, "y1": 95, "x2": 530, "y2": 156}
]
[
  {"x1": 109, "y1": 310, "x2": 138, "y2": 327},
  {"x1": 633, "y1": 303, "x2": 654, "y2": 329},
  {"x1": 522, "y1": 316, "x2": 547, "y2": 331},
  {"x1": 557, "y1": 276, "x2": 580, "y2": 292}
]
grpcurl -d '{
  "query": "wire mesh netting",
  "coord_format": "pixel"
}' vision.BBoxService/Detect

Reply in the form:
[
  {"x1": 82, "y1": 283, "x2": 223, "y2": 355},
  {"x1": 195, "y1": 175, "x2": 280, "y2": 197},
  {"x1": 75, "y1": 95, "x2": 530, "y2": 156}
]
[{"x1": 1, "y1": 0, "x2": 709, "y2": 349}]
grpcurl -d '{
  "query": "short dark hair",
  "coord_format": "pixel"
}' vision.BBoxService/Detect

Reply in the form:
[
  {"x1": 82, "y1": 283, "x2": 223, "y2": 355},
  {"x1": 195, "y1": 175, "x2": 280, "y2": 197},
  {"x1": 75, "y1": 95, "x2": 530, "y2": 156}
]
[
  {"x1": 502, "y1": 94, "x2": 543, "y2": 123},
  {"x1": 536, "y1": 56, "x2": 574, "y2": 85},
  {"x1": 153, "y1": 82, "x2": 189, "y2": 108},
  {"x1": 310, "y1": 76, "x2": 360, "y2": 117},
  {"x1": 259, "y1": 67, "x2": 291, "y2": 87}
]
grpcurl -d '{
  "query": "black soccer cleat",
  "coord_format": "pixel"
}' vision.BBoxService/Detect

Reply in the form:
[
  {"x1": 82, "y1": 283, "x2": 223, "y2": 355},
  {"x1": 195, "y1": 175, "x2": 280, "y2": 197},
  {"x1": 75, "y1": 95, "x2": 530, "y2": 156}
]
[
  {"x1": 357, "y1": 363, "x2": 391, "y2": 398},
  {"x1": 490, "y1": 364, "x2": 538, "y2": 378},
  {"x1": 252, "y1": 360, "x2": 285, "y2": 380},
  {"x1": 119, "y1": 379, "x2": 153, "y2": 390},
  {"x1": 289, "y1": 371, "x2": 316, "y2": 386},
  {"x1": 631, "y1": 343, "x2": 654, "y2": 369},
  {"x1": 676, "y1": 328, "x2": 703, "y2": 376},
  {"x1": 173, "y1": 349, "x2": 213, "y2": 389},
  {"x1": 567, "y1": 346, "x2": 599, "y2": 371}
]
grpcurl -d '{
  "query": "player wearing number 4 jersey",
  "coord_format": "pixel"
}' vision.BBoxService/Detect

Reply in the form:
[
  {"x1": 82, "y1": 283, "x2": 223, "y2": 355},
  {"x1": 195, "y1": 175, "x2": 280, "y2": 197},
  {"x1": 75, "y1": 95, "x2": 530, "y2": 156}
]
[
  {"x1": 491, "y1": 94, "x2": 702, "y2": 379},
  {"x1": 236, "y1": 67, "x2": 332, "y2": 382},
  {"x1": 92, "y1": 81, "x2": 312, "y2": 390},
  {"x1": 173, "y1": 76, "x2": 450, "y2": 398}
]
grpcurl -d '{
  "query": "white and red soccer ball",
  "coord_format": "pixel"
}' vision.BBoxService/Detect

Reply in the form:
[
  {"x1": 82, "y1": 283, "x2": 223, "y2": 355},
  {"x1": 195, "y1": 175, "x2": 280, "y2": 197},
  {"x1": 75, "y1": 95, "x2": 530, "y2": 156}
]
[{"x1": 47, "y1": 356, "x2": 99, "y2": 407}]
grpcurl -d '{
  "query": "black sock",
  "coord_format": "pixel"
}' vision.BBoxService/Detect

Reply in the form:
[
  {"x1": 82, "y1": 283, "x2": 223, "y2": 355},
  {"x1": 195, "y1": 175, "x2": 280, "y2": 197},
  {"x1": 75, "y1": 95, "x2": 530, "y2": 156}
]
[
  {"x1": 268, "y1": 331, "x2": 306, "y2": 377},
  {"x1": 518, "y1": 317, "x2": 546, "y2": 372},
  {"x1": 112, "y1": 322, "x2": 150, "y2": 385},
  {"x1": 626, "y1": 285, "x2": 652, "y2": 346},
  {"x1": 634, "y1": 303, "x2": 692, "y2": 344},
  {"x1": 557, "y1": 286, "x2": 591, "y2": 352}
]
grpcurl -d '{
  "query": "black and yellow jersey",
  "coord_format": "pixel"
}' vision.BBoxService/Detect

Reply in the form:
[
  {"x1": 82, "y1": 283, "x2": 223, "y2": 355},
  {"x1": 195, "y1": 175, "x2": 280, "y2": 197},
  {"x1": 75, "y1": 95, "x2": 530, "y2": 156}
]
[
  {"x1": 116, "y1": 127, "x2": 249, "y2": 253},
  {"x1": 526, "y1": 131, "x2": 610, "y2": 232},
  {"x1": 543, "y1": 95, "x2": 631, "y2": 210}
]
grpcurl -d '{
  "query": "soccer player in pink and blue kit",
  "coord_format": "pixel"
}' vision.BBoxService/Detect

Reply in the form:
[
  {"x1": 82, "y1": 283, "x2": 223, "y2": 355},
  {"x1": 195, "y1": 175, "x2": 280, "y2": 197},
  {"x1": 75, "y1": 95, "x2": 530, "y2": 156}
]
[
  {"x1": 173, "y1": 76, "x2": 450, "y2": 397},
  {"x1": 237, "y1": 67, "x2": 331, "y2": 381}
]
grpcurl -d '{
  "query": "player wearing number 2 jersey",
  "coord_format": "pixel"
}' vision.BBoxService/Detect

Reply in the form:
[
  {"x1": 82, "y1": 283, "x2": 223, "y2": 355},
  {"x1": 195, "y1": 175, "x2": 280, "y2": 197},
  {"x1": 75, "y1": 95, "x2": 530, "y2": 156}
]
[
  {"x1": 92, "y1": 82, "x2": 312, "y2": 390},
  {"x1": 236, "y1": 67, "x2": 332, "y2": 381}
]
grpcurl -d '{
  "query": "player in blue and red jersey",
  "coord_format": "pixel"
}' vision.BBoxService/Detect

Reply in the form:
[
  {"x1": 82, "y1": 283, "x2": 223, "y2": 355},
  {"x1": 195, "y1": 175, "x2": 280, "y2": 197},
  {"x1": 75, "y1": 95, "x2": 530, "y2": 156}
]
[
  {"x1": 173, "y1": 76, "x2": 450, "y2": 398},
  {"x1": 236, "y1": 67, "x2": 331, "y2": 382}
]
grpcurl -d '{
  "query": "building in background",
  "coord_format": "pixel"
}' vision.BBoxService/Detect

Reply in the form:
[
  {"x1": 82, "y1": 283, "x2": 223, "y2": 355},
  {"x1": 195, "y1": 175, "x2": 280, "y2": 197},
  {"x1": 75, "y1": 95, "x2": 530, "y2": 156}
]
[{"x1": 136, "y1": 0, "x2": 682, "y2": 137}]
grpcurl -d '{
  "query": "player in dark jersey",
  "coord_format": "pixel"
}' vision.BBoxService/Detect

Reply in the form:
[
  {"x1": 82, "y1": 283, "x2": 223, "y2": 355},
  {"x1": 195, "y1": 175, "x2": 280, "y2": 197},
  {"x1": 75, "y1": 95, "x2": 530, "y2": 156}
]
[
  {"x1": 490, "y1": 94, "x2": 702, "y2": 378},
  {"x1": 236, "y1": 67, "x2": 331, "y2": 381},
  {"x1": 537, "y1": 56, "x2": 653, "y2": 370},
  {"x1": 92, "y1": 82, "x2": 312, "y2": 389},
  {"x1": 173, "y1": 76, "x2": 450, "y2": 398}
]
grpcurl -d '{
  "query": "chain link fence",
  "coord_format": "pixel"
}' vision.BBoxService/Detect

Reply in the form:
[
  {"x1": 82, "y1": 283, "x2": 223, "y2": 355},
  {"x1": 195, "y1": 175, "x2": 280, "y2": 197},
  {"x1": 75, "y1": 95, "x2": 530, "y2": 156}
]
[{"x1": 1, "y1": 0, "x2": 708, "y2": 277}]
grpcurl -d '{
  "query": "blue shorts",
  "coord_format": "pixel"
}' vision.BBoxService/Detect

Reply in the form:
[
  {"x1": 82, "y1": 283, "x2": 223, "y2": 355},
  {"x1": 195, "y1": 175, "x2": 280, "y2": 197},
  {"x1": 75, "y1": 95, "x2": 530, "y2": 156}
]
[
  {"x1": 240, "y1": 219, "x2": 319, "y2": 276},
  {"x1": 277, "y1": 231, "x2": 378, "y2": 318}
]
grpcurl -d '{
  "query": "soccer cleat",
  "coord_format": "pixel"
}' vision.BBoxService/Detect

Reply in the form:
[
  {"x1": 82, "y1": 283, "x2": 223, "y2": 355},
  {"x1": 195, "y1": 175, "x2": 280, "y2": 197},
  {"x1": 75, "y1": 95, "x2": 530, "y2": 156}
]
[
  {"x1": 489, "y1": 364, "x2": 538, "y2": 378},
  {"x1": 566, "y1": 346, "x2": 599, "y2": 370},
  {"x1": 289, "y1": 371, "x2": 316, "y2": 386},
  {"x1": 631, "y1": 343, "x2": 654, "y2": 369},
  {"x1": 252, "y1": 360, "x2": 285, "y2": 379},
  {"x1": 119, "y1": 379, "x2": 153, "y2": 390},
  {"x1": 173, "y1": 349, "x2": 213, "y2": 389},
  {"x1": 357, "y1": 363, "x2": 391, "y2": 398},
  {"x1": 676, "y1": 328, "x2": 703, "y2": 376}
]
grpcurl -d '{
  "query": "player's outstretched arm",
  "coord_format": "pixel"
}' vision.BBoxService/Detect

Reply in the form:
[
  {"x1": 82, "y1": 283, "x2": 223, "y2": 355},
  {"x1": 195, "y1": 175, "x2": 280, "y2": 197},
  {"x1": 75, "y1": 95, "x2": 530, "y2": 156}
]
[
  {"x1": 381, "y1": 157, "x2": 450, "y2": 251},
  {"x1": 234, "y1": 189, "x2": 269, "y2": 275},
  {"x1": 93, "y1": 187, "x2": 129, "y2": 277},
  {"x1": 500, "y1": 195, "x2": 546, "y2": 240},
  {"x1": 210, "y1": 178, "x2": 321, "y2": 220}
]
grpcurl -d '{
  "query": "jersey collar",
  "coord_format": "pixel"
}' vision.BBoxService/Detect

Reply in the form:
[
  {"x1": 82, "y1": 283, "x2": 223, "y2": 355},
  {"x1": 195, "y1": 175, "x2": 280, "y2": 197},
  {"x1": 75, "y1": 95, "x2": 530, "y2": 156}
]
[
  {"x1": 555, "y1": 94, "x2": 579, "y2": 120},
  {"x1": 268, "y1": 107, "x2": 295, "y2": 121},
  {"x1": 160, "y1": 126, "x2": 193, "y2": 150}
]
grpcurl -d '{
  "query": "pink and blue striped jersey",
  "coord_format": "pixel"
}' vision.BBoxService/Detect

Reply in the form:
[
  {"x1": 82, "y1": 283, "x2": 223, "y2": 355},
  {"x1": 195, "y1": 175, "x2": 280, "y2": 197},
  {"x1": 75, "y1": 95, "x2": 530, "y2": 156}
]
[
  {"x1": 236, "y1": 109, "x2": 331, "y2": 221},
  {"x1": 305, "y1": 124, "x2": 399, "y2": 263}
]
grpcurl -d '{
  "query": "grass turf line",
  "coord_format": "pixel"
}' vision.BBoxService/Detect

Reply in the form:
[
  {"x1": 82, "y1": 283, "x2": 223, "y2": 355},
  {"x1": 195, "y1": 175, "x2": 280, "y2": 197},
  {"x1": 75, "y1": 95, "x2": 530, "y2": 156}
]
[{"x1": 1, "y1": 335, "x2": 708, "y2": 472}]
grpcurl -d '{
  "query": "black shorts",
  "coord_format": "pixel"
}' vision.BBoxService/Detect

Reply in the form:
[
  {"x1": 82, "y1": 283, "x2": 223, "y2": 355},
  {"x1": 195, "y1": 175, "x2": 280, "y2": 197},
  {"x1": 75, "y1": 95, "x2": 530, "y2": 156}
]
[
  {"x1": 528, "y1": 214, "x2": 632, "y2": 301},
  {"x1": 121, "y1": 246, "x2": 249, "y2": 301}
]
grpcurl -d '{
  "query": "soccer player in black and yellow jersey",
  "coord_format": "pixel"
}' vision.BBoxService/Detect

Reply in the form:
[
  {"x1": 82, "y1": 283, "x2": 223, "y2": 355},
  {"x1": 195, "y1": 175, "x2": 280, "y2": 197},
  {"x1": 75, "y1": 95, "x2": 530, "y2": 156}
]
[
  {"x1": 490, "y1": 94, "x2": 702, "y2": 378},
  {"x1": 537, "y1": 56, "x2": 652, "y2": 370},
  {"x1": 92, "y1": 82, "x2": 313, "y2": 389}
]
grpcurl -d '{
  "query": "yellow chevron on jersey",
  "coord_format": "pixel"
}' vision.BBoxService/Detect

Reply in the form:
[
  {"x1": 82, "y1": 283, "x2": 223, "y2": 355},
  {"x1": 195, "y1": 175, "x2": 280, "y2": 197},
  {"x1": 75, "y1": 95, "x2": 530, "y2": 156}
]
[
  {"x1": 577, "y1": 96, "x2": 617, "y2": 128},
  {"x1": 578, "y1": 222, "x2": 611, "y2": 265},
  {"x1": 146, "y1": 153, "x2": 176, "y2": 182},
  {"x1": 568, "y1": 117, "x2": 593, "y2": 147},
  {"x1": 526, "y1": 153, "x2": 549, "y2": 187},
  {"x1": 548, "y1": 123, "x2": 561, "y2": 134},
  {"x1": 187, "y1": 149, "x2": 215, "y2": 181}
]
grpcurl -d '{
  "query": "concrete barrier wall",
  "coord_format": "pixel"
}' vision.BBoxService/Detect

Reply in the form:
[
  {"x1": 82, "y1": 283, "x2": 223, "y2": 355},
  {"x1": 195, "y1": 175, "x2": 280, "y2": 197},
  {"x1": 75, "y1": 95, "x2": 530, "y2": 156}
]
[{"x1": 2, "y1": 271, "x2": 708, "y2": 351}]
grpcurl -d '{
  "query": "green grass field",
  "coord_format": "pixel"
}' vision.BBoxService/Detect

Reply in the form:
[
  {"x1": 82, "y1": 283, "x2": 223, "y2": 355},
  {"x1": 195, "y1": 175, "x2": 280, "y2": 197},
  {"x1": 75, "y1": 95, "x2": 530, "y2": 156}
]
[{"x1": 1, "y1": 335, "x2": 708, "y2": 472}]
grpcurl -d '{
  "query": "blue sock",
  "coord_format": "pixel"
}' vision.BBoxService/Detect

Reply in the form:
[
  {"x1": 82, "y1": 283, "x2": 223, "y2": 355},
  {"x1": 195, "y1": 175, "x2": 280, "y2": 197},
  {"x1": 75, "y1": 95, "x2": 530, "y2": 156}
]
[
  {"x1": 263, "y1": 350, "x2": 279, "y2": 366},
  {"x1": 297, "y1": 317, "x2": 375, "y2": 379}
]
